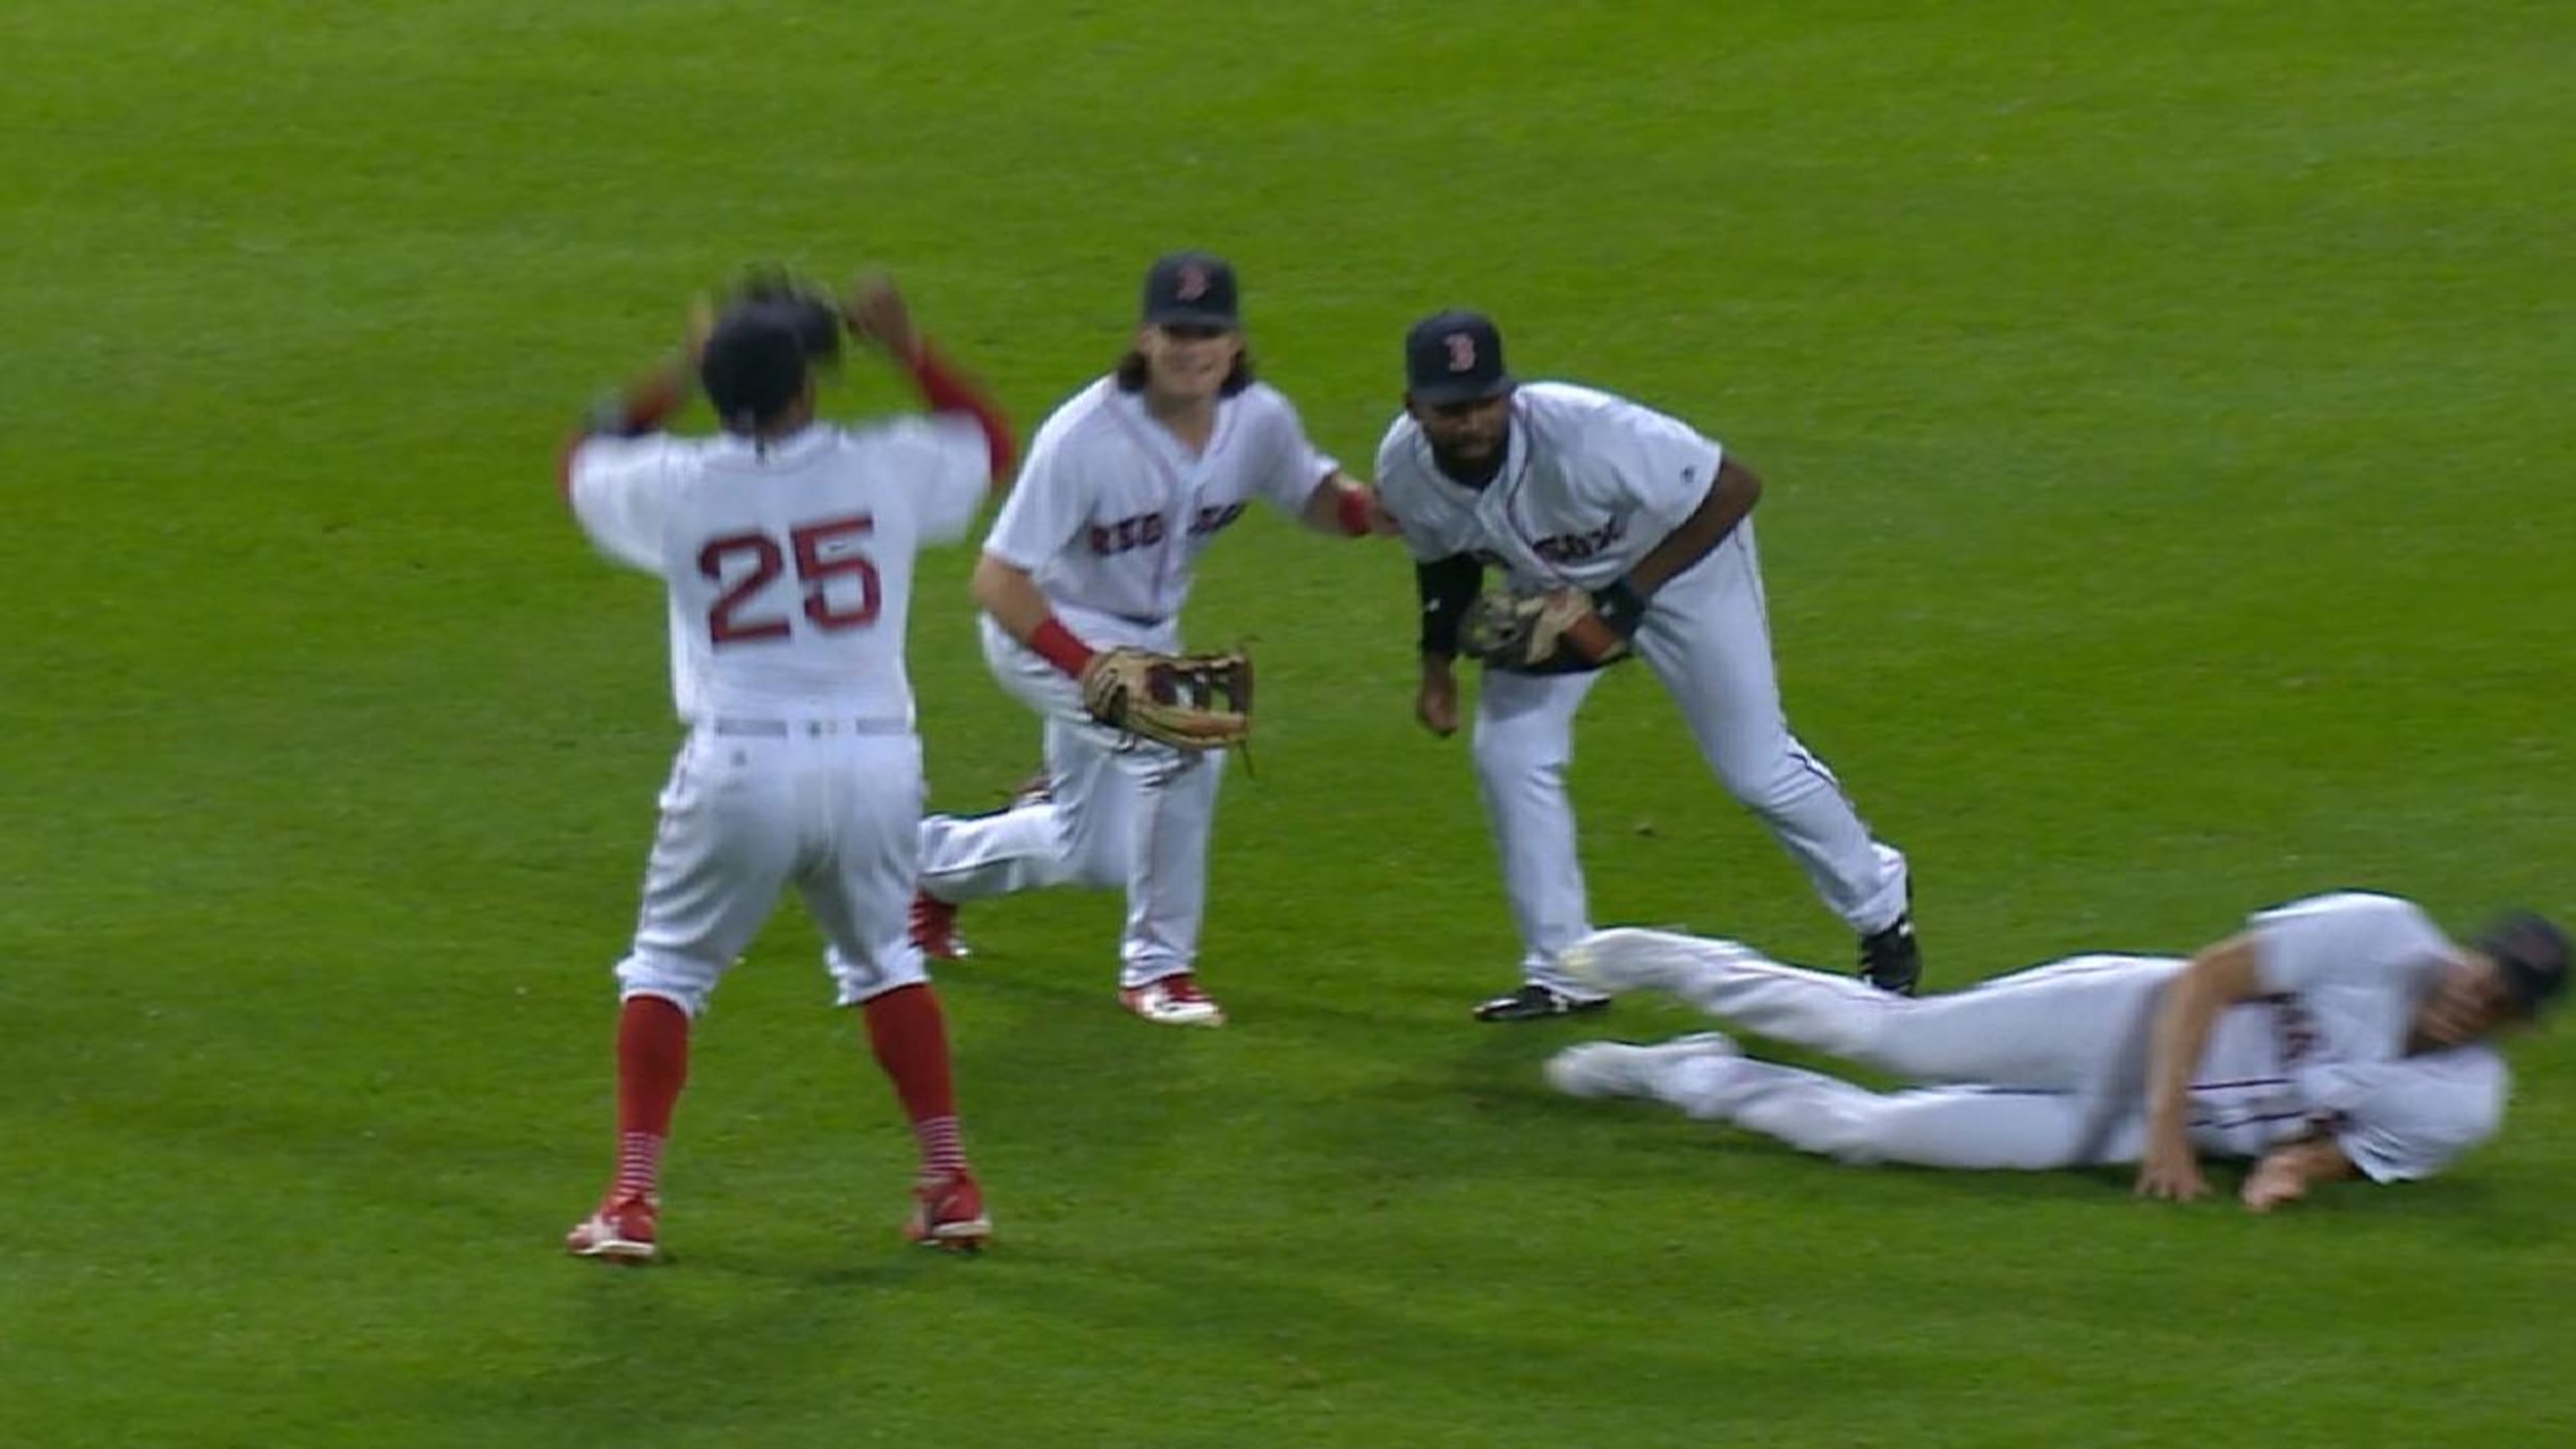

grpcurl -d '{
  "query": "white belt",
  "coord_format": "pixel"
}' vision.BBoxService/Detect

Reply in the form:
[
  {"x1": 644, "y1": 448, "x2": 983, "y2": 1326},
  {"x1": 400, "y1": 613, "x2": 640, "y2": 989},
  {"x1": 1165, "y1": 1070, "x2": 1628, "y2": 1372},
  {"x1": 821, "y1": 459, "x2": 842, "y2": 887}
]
[{"x1": 705, "y1": 717, "x2": 909, "y2": 739}]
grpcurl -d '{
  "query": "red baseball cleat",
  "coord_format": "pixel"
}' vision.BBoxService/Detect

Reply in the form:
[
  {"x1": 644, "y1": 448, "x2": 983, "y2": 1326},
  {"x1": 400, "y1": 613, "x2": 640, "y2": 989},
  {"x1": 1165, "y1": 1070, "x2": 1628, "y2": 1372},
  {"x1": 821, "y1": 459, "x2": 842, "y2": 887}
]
[
  {"x1": 1119, "y1": 973, "x2": 1227, "y2": 1027},
  {"x1": 906, "y1": 1169, "x2": 991, "y2": 1252},
  {"x1": 565, "y1": 1192, "x2": 659, "y2": 1264},
  {"x1": 909, "y1": 890, "x2": 971, "y2": 961}
]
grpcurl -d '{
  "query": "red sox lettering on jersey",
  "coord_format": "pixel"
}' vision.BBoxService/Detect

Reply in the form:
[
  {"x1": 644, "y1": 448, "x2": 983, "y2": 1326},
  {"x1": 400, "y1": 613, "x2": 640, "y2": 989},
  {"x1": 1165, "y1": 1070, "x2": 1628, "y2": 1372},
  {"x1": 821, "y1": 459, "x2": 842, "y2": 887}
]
[{"x1": 989, "y1": 378, "x2": 1336, "y2": 626}]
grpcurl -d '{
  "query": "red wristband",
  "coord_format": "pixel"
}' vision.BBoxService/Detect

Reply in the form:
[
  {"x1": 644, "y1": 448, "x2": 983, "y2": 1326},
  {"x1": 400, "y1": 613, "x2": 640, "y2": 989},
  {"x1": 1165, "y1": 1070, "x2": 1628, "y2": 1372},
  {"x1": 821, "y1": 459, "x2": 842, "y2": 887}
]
[
  {"x1": 1333, "y1": 486, "x2": 1374, "y2": 538},
  {"x1": 1029, "y1": 618, "x2": 1097, "y2": 678}
]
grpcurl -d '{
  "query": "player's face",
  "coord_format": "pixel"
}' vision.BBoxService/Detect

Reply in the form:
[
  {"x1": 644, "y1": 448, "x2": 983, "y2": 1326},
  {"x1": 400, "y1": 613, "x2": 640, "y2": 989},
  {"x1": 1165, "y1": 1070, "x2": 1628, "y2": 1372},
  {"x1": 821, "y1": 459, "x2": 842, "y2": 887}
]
[
  {"x1": 1409, "y1": 392, "x2": 1512, "y2": 473},
  {"x1": 2413, "y1": 955, "x2": 2514, "y2": 1049},
  {"x1": 1136, "y1": 323, "x2": 1243, "y2": 405}
]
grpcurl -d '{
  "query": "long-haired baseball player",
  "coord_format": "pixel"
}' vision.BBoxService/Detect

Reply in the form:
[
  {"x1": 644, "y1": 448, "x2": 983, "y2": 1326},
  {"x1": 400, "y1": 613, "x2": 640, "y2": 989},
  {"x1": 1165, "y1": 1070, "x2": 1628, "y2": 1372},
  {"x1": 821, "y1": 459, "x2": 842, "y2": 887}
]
[
  {"x1": 907, "y1": 252, "x2": 1399, "y2": 1027},
  {"x1": 1375, "y1": 309, "x2": 1919, "y2": 1022},
  {"x1": 558, "y1": 275, "x2": 1015, "y2": 1260},
  {"x1": 1547, "y1": 893, "x2": 2567, "y2": 1209}
]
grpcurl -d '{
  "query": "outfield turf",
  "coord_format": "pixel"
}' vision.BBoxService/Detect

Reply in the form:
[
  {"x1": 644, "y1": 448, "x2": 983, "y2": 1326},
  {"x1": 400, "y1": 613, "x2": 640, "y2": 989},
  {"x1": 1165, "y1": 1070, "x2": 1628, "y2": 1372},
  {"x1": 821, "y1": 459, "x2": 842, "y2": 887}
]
[{"x1": 4, "y1": 2, "x2": 2572, "y2": 1445}]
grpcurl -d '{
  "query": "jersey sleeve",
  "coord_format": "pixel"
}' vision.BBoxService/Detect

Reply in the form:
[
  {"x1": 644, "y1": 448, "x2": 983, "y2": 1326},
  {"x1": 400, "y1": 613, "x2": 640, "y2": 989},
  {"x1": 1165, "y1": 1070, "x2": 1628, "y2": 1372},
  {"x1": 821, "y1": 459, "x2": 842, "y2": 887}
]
[
  {"x1": 980, "y1": 421, "x2": 1090, "y2": 569},
  {"x1": 568, "y1": 434, "x2": 683, "y2": 573},
  {"x1": 2298, "y1": 1052, "x2": 2506, "y2": 1182},
  {"x1": 880, "y1": 414, "x2": 993, "y2": 546},
  {"x1": 1253, "y1": 387, "x2": 1342, "y2": 514},
  {"x1": 1588, "y1": 400, "x2": 1725, "y2": 532},
  {"x1": 2250, "y1": 892, "x2": 2452, "y2": 996},
  {"x1": 1374, "y1": 418, "x2": 1456, "y2": 564}
]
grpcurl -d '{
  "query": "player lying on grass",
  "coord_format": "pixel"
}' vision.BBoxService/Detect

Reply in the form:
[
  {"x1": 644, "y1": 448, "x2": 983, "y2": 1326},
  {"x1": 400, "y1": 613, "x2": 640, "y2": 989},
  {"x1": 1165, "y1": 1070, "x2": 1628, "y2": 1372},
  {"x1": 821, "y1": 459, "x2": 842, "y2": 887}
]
[{"x1": 1545, "y1": 893, "x2": 2565, "y2": 1210}]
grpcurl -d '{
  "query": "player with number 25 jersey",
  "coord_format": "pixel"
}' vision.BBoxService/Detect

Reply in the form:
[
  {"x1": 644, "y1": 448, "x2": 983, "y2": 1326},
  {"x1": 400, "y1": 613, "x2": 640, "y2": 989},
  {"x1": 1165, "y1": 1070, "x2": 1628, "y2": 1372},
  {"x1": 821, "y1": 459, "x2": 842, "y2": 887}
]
[{"x1": 558, "y1": 275, "x2": 1015, "y2": 1263}]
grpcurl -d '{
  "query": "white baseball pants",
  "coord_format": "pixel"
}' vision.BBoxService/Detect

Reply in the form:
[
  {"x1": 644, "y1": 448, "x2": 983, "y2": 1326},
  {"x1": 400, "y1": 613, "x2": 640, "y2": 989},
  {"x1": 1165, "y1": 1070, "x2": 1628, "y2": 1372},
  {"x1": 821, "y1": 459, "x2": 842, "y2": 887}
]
[
  {"x1": 615, "y1": 722, "x2": 930, "y2": 1017},
  {"x1": 914, "y1": 615, "x2": 1224, "y2": 989},
  {"x1": 1477, "y1": 524, "x2": 1909, "y2": 995},
  {"x1": 1587, "y1": 930, "x2": 2191, "y2": 1168}
]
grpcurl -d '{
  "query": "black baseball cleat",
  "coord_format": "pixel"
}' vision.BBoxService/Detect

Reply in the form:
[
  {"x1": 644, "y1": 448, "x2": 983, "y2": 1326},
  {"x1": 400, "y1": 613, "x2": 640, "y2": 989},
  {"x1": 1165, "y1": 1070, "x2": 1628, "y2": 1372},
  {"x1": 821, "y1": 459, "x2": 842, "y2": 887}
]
[
  {"x1": 1472, "y1": 983, "x2": 1612, "y2": 1023},
  {"x1": 1858, "y1": 914, "x2": 1922, "y2": 996}
]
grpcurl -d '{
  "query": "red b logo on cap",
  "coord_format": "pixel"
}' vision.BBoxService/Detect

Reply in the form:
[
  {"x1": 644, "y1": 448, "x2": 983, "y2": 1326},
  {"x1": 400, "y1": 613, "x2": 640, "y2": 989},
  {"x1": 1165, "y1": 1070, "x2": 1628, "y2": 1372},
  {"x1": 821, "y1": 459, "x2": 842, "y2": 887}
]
[
  {"x1": 1445, "y1": 332, "x2": 1477, "y2": 373},
  {"x1": 1176, "y1": 264, "x2": 1210, "y2": 302}
]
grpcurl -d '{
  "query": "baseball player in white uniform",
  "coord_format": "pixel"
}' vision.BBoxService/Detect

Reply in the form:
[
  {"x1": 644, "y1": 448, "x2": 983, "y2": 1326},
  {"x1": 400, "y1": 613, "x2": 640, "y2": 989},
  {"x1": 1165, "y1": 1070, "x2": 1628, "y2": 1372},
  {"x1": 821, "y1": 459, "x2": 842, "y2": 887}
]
[
  {"x1": 1548, "y1": 894, "x2": 2568, "y2": 1209},
  {"x1": 1376, "y1": 309, "x2": 1917, "y2": 1022},
  {"x1": 558, "y1": 277, "x2": 1016, "y2": 1261},
  {"x1": 909, "y1": 252, "x2": 1398, "y2": 1026}
]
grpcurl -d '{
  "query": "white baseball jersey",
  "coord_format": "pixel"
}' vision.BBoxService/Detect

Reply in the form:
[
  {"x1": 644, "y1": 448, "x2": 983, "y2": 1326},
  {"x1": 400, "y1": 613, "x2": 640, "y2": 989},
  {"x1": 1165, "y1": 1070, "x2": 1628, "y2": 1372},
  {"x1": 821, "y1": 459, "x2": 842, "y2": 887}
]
[
  {"x1": 2205, "y1": 891, "x2": 2506, "y2": 1180},
  {"x1": 568, "y1": 418, "x2": 990, "y2": 723},
  {"x1": 984, "y1": 378, "x2": 1338, "y2": 627},
  {"x1": 1375, "y1": 382, "x2": 1723, "y2": 592}
]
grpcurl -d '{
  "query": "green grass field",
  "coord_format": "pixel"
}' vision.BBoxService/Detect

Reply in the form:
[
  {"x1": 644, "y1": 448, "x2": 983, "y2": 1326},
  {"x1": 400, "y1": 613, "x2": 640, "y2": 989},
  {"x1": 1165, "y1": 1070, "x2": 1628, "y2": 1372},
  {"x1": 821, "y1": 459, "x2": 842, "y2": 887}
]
[{"x1": 5, "y1": 2, "x2": 2573, "y2": 1444}]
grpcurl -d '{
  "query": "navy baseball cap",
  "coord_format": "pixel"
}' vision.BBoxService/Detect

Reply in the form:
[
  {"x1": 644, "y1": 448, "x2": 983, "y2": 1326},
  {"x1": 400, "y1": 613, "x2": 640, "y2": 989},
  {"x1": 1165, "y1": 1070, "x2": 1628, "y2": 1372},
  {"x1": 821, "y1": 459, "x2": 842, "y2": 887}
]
[
  {"x1": 1141, "y1": 251, "x2": 1240, "y2": 329},
  {"x1": 2478, "y1": 911, "x2": 2569, "y2": 1016},
  {"x1": 699, "y1": 308, "x2": 810, "y2": 428},
  {"x1": 1405, "y1": 309, "x2": 1514, "y2": 406}
]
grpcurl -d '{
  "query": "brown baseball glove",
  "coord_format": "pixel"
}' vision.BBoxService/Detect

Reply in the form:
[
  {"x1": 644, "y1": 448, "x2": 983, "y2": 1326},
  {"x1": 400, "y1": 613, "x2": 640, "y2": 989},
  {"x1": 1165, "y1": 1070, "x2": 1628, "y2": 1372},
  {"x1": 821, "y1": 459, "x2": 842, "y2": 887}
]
[
  {"x1": 1078, "y1": 647, "x2": 1254, "y2": 750},
  {"x1": 1460, "y1": 588, "x2": 1633, "y2": 674}
]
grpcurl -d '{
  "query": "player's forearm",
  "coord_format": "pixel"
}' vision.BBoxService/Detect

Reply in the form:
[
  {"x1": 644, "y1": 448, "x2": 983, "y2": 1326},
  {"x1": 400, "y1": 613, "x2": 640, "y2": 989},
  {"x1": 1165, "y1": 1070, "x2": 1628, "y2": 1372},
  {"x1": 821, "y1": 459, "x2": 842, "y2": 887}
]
[
  {"x1": 2143, "y1": 963, "x2": 2232, "y2": 1137},
  {"x1": 558, "y1": 359, "x2": 691, "y2": 501},
  {"x1": 1626, "y1": 454, "x2": 1760, "y2": 595},
  {"x1": 973, "y1": 553, "x2": 1093, "y2": 675},
  {"x1": 898, "y1": 344, "x2": 1018, "y2": 486},
  {"x1": 1416, "y1": 553, "x2": 1483, "y2": 662}
]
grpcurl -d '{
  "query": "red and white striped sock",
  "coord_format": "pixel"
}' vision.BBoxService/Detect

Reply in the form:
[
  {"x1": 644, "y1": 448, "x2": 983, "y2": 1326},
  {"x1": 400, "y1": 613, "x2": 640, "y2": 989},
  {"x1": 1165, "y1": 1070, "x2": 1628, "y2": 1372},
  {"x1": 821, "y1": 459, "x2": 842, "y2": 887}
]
[
  {"x1": 609, "y1": 995, "x2": 689, "y2": 1202},
  {"x1": 911, "y1": 1115, "x2": 968, "y2": 1178},
  {"x1": 611, "y1": 1131, "x2": 666, "y2": 1202},
  {"x1": 862, "y1": 984, "x2": 969, "y2": 1177}
]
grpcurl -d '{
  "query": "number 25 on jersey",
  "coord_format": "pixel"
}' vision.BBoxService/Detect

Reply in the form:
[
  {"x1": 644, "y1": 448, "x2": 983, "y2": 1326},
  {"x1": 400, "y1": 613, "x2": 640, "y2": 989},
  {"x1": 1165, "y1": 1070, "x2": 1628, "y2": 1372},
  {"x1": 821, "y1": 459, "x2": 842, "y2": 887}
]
[{"x1": 699, "y1": 514, "x2": 882, "y2": 646}]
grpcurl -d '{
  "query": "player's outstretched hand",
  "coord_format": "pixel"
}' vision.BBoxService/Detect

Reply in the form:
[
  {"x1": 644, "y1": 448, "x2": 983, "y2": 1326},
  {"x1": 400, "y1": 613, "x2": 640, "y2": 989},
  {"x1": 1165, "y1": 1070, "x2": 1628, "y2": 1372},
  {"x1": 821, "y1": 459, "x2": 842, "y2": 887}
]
[
  {"x1": 2239, "y1": 1159, "x2": 2309, "y2": 1213},
  {"x1": 844, "y1": 273, "x2": 921, "y2": 361},
  {"x1": 2135, "y1": 1138, "x2": 2210, "y2": 1202},
  {"x1": 1361, "y1": 488, "x2": 1405, "y2": 538}
]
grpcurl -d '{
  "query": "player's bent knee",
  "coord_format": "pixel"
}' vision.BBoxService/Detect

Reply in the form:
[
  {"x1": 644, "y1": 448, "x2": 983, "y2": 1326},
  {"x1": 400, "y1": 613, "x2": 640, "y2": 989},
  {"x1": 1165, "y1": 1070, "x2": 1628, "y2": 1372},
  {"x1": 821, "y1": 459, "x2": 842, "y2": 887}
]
[
  {"x1": 829, "y1": 947, "x2": 931, "y2": 1007},
  {"x1": 615, "y1": 955, "x2": 722, "y2": 1018}
]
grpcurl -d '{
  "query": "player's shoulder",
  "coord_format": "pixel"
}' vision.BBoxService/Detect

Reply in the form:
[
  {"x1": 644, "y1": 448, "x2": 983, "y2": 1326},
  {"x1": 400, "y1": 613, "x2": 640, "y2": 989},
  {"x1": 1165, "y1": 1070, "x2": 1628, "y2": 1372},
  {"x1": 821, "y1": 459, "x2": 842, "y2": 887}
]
[
  {"x1": 1371, "y1": 413, "x2": 1442, "y2": 500},
  {"x1": 2251, "y1": 891, "x2": 2439, "y2": 936},
  {"x1": 1228, "y1": 379, "x2": 1300, "y2": 415},
  {"x1": 1027, "y1": 376, "x2": 1124, "y2": 448},
  {"x1": 1526, "y1": 380, "x2": 1700, "y2": 444}
]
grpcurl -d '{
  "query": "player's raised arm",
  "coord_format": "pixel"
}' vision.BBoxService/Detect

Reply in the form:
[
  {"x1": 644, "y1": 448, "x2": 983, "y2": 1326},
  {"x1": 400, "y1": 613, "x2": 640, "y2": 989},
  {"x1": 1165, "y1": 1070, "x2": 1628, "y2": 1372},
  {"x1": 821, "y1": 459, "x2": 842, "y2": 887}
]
[
  {"x1": 2138, "y1": 933, "x2": 2267, "y2": 1202},
  {"x1": 843, "y1": 273, "x2": 1018, "y2": 490},
  {"x1": 554, "y1": 300, "x2": 707, "y2": 503}
]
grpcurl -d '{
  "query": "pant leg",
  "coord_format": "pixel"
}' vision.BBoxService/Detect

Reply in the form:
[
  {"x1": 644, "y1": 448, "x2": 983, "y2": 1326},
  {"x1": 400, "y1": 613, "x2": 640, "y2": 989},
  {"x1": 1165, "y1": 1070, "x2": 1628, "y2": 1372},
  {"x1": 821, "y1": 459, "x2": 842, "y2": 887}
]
[
  {"x1": 1645, "y1": 1052, "x2": 2145, "y2": 1170},
  {"x1": 1630, "y1": 524, "x2": 1909, "y2": 936},
  {"x1": 799, "y1": 734, "x2": 935, "y2": 1007},
  {"x1": 916, "y1": 618, "x2": 1140, "y2": 900},
  {"x1": 614, "y1": 730, "x2": 796, "y2": 1017},
  {"x1": 1119, "y1": 744, "x2": 1226, "y2": 988},
  {"x1": 1591, "y1": 930, "x2": 2177, "y2": 1091},
  {"x1": 1471, "y1": 664, "x2": 1607, "y2": 993}
]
